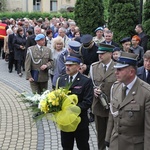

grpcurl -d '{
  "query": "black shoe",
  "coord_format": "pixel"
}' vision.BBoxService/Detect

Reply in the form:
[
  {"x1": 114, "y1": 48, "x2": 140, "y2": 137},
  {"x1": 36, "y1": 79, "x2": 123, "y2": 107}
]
[{"x1": 9, "y1": 70, "x2": 12, "y2": 73}]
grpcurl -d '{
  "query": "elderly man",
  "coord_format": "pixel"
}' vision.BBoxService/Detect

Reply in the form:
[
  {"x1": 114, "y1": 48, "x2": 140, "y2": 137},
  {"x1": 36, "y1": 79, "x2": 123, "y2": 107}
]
[
  {"x1": 137, "y1": 50, "x2": 150, "y2": 84},
  {"x1": 105, "y1": 52, "x2": 150, "y2": 150},
  {"x1": 90, "y1": 43, "x2": 116, "y2": 150},
  {"x1": 25, "y1": 34, "x2": 53, "y2": 94},
  {"x1": 58, "y1": 54, "x2": 94, "y2": 150},
  {"x1": 102, "y1": 30, "x2": 119, "y2": 47}
]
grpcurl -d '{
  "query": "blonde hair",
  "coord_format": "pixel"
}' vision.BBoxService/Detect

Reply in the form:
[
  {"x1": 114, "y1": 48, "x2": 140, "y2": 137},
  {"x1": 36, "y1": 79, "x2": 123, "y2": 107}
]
[{"x1": 53, "y1": 36, "x2": 64, "y2": 49}]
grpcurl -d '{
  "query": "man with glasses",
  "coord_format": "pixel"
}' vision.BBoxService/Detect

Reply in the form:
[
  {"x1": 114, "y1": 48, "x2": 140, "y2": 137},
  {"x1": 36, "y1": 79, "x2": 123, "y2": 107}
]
[{"x1": 105, "y1": 52, "x2": 150, "y2": 150}]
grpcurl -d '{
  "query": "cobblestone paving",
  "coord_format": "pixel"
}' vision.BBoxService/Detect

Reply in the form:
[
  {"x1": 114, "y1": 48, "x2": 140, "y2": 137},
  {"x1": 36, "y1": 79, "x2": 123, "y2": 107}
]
[{"x1": 0, "y1": 58, "x2": 98, "y2": 150}]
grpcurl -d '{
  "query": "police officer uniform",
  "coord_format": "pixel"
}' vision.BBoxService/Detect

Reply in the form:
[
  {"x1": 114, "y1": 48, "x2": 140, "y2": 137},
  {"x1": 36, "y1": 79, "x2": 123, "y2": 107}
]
[
  {"x1": 90, "y1": 43, "x2": 116, "y2": 150},
  {"x1": 25, "y1": 34, "x2": 53, "y2": 94},
  {"x1": 105, "y1": 52, "x2": 150, "y2": 150}
]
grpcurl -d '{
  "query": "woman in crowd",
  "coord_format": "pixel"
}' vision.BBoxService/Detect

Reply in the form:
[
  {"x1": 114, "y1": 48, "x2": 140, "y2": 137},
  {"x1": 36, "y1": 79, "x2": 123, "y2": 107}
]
[
  {"x1": 46, "y1": 29, "x2": 53, "y2": 49},
  {"x1": 4, "y1": 28, "x2": 13, "y2": 63},
  {"x1": 13, "y1": 27, "x2": 26, "y2": 77},
  {"x1": 50, "y1": 36, "x2": 65, "y2": 87}
]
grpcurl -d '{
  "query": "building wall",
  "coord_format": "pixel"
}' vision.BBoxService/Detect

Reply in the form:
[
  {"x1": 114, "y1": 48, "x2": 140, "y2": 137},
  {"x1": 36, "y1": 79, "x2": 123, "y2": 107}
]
[{"x1": 6, "y1": 0, "x2": 76, "y2": 12}]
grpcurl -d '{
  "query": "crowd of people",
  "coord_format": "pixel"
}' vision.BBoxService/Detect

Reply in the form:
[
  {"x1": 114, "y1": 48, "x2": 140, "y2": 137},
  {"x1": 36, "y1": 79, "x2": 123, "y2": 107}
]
[{"x1": 0, "y1": 16, "x2": 150, "y2": 150}]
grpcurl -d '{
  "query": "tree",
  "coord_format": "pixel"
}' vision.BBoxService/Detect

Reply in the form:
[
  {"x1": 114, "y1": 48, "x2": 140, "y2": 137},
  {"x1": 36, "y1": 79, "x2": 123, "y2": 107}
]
[
  {"x1": 108, "y1": 0, "x2": 139, "y2": 44},
  {"x1": 74, "y1": 0, "x2": 105, "y2": 35},
  {"x1": 143, "y1": 0, "x2": 150, "y2": 49}
]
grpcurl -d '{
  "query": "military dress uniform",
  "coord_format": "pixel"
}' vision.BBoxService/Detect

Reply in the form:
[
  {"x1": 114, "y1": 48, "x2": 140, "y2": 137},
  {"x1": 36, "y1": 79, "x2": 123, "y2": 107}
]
[
  {"x1": 25, "y1": 40, "x2": 53, "y2": 94},
  {"x1": 105, "y1": 52, "x2": 150, "y2": 150},
  {"x1": 90, "y1": 43, "x2": 116, "y2": 150},
  {"x1": 58, "y1": 56, "x2": 94, "y2": 150},
  {"x1": 91, "y1": 60, "x2": 116, "y2": 150}
]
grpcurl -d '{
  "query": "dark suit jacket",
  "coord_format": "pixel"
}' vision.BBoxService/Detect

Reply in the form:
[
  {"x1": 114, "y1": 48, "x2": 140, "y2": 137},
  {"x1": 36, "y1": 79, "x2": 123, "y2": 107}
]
[
  {"x1": 25, "y1": 34, "x2": 36, "y2": 50},
  {"x1": 8, "y1": 33, "x2": 16, "y2": 53},
  {"x1": 102, "y1": 41, "x2": 120, "y2": 48},
  {"x1": 137, "y1": 66, "x2": 147, "y2": 82},
  {"x1": 58, "y1": 72, "x2": 94, "y2": 130},
  {"x1": 138, "y1": 32, "x2": 148, "y2": 52}
]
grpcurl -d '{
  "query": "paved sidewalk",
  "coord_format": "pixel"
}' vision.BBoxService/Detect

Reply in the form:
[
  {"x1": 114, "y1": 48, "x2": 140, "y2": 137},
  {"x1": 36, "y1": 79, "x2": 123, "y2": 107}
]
[{"x1": 0, "y1": 58, "x2": 98, "y2": 150}]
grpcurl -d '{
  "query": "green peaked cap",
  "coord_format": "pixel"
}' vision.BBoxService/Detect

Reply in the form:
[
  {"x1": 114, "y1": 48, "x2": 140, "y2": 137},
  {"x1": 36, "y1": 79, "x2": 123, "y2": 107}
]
[{"x1": 97, "y1": 43, "x2": 115, "y2": 53}]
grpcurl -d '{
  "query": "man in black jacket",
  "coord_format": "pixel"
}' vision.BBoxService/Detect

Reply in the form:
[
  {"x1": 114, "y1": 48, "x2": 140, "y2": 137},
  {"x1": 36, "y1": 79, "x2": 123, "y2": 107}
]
[
  {"x1": 58, "y1": 55, "x2": 94, "y2": 150},
  {"x1": 135, "y1": 24, "x2": 148, "y2": 52}
]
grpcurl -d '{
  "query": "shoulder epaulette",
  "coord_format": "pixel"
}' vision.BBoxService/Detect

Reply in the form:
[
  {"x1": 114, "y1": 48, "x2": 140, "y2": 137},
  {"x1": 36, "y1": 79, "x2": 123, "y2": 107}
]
[{"x1": 91, "y1": 61, "x2": 100, "y2": 66}]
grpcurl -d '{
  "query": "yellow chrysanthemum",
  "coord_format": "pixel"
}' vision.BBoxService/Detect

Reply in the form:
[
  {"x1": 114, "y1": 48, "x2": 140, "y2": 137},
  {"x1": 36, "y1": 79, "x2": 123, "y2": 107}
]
[{"x1": 40, "y1": 100, "x2": 49, "y2": 113}]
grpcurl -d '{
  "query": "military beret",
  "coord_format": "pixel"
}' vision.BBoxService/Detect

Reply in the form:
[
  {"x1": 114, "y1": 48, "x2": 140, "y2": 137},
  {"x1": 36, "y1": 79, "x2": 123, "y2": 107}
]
[
  {"x1": 95, "y1": 27, "x2": 104, "y2": 32},
  {"x1": 97, "y1": 43, "x2": 115, "y2": 54},
  {"x1": 80, "y1": 34, "x2": 93, "y2": 44},
  {"x1": 35, "y1": 34, "x2": 45, "y2": 41},
  {"x1": 65, "y1": 56, "x2": 82, "y2": 65},
  {"x1": 68, "y1": 41, "x2": 81, "y2": 53},
  {"x1": 120, "y1": 37, "x2": 131, "y2": 44},
  {"x1": 114, "y1": 52, "x2": 138, "y2": 68}
]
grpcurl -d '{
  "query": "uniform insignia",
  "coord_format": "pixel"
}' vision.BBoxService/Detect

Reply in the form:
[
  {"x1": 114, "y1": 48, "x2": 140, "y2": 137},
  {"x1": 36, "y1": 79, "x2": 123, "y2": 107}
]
[
  {"x1": 77, "y1": 78, "x2": 80, "y2": 80},
  {"x1": 128, "y1": 111, "x2": 133, "y2": 118},
  {"x1": 132, "y1": 91, "x2": 136, "y2": 95},
  {"x1": 130, "y1": 100, "x2": 136, "y2": 104},
  {"x1": 65, "y1": 78, "x2": 67, "y2": 80}
]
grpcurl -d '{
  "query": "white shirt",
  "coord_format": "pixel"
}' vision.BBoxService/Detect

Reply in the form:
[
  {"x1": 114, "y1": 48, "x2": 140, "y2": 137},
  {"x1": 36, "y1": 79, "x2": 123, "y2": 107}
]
[{"x1": 122, "y1": 76, "x2": 137, "y2": 95}]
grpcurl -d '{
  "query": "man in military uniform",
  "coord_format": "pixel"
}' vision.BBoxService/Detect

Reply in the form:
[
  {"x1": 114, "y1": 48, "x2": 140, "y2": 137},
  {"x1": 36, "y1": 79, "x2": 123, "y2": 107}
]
[
  {"x1": 90, "y1": 43, "x2": 116, "y2": 150},
  {"x1": 58, "y1": 54, "x2": 94, "y2": 150},
  {"x1": 25, "y1": 34, "x2": 53, "y2": 94},
  {"x1": 105, "y1": 52, "x2": 150, "y2": 150}
]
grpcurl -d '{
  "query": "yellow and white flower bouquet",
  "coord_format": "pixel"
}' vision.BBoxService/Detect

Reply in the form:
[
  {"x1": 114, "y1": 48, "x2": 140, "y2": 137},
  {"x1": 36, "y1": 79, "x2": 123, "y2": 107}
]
[{"x1": 21, "y1": 88, "x2": 81, "y2": 132}]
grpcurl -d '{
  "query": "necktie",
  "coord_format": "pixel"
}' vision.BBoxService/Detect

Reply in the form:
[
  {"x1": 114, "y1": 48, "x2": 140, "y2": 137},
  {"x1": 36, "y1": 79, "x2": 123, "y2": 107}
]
[
  {"x1": 40, "y1": 46, "x2": 43, "y2": 51},
  {"x1": 103, "y1": 65, "x2": 107, "y2": 74},
  {"x1": 122, "y1": 86, "x2": 128, "y2": 100},
  {"x1": 147, "y1": 71, "x2": 150, "y2": 84},
  {"x1": 70, "y1": 76, "x2": 73, "y2": 83}
]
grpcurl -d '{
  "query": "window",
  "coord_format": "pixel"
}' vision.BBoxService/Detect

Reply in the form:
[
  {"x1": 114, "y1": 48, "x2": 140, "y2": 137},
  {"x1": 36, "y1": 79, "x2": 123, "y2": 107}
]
[
  {"x1": 50, "y1": 0, "x2": 57, "y2": 11},
  {"x1": 33, "y1": 0, "x2": 41, "y2": 11}
]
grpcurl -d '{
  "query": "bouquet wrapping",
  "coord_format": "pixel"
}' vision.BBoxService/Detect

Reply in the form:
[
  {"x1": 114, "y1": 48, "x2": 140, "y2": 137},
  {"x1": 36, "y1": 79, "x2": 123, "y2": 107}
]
[{"x1": 21, "y1": 88, "x2": 81, "y2": 132}]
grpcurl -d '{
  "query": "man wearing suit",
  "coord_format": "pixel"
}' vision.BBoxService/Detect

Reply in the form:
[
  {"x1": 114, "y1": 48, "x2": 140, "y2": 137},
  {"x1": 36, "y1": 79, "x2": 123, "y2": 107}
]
[
  {"x1": 137, "y1": 50, "x2": 150, "y2": 84},
  {"x1": 105, "y1": 52, "x2": 150, "y2": 150},
  {"x1": 102, "y1": 30, "x2": 119, "y2": 48},
  {"x1": 90, "y1": 43, "x2": 116, "y2": 150},
  {"x1": 58, "y1": 55, "x2": 94, "y2": 150},
  {"x1": 135, "y1": 24, "x2": 148, "y2": 52},
  {"x1": 25, "y1": 34, "x2": 53, "y2": 94}
]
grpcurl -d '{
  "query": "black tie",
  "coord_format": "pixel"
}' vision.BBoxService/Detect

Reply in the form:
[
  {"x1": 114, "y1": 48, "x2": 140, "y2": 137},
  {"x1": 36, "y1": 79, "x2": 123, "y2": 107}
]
[
  {"x1": 147, "y1": 71, "x2": 150, "y2": 84},
  {"x1": 122, "y1": 86, "x2": 128, "y2": 100},
  {"x1": 70, "y1": 76, "x2": 73, "y2": 83}
]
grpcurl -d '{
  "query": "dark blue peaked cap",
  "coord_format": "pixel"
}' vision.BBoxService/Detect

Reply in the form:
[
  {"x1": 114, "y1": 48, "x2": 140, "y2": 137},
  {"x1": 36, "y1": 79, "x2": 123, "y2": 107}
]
[
  {"x1": 114, "y1": 52, "x2": 138, "y2": 68},
  {"x1": 65, "y1": 56, "x2": 82, "y2": 65}
]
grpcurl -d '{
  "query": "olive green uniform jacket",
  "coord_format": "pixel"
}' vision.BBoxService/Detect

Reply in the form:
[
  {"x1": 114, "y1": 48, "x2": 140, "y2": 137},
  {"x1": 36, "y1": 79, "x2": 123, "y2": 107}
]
[
  {"x1": 25, "y1": 45, "x2": 53, "y2": 82},
  {"x1": 105, "y1": 78, "x2": 150, "y2": 150}
]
